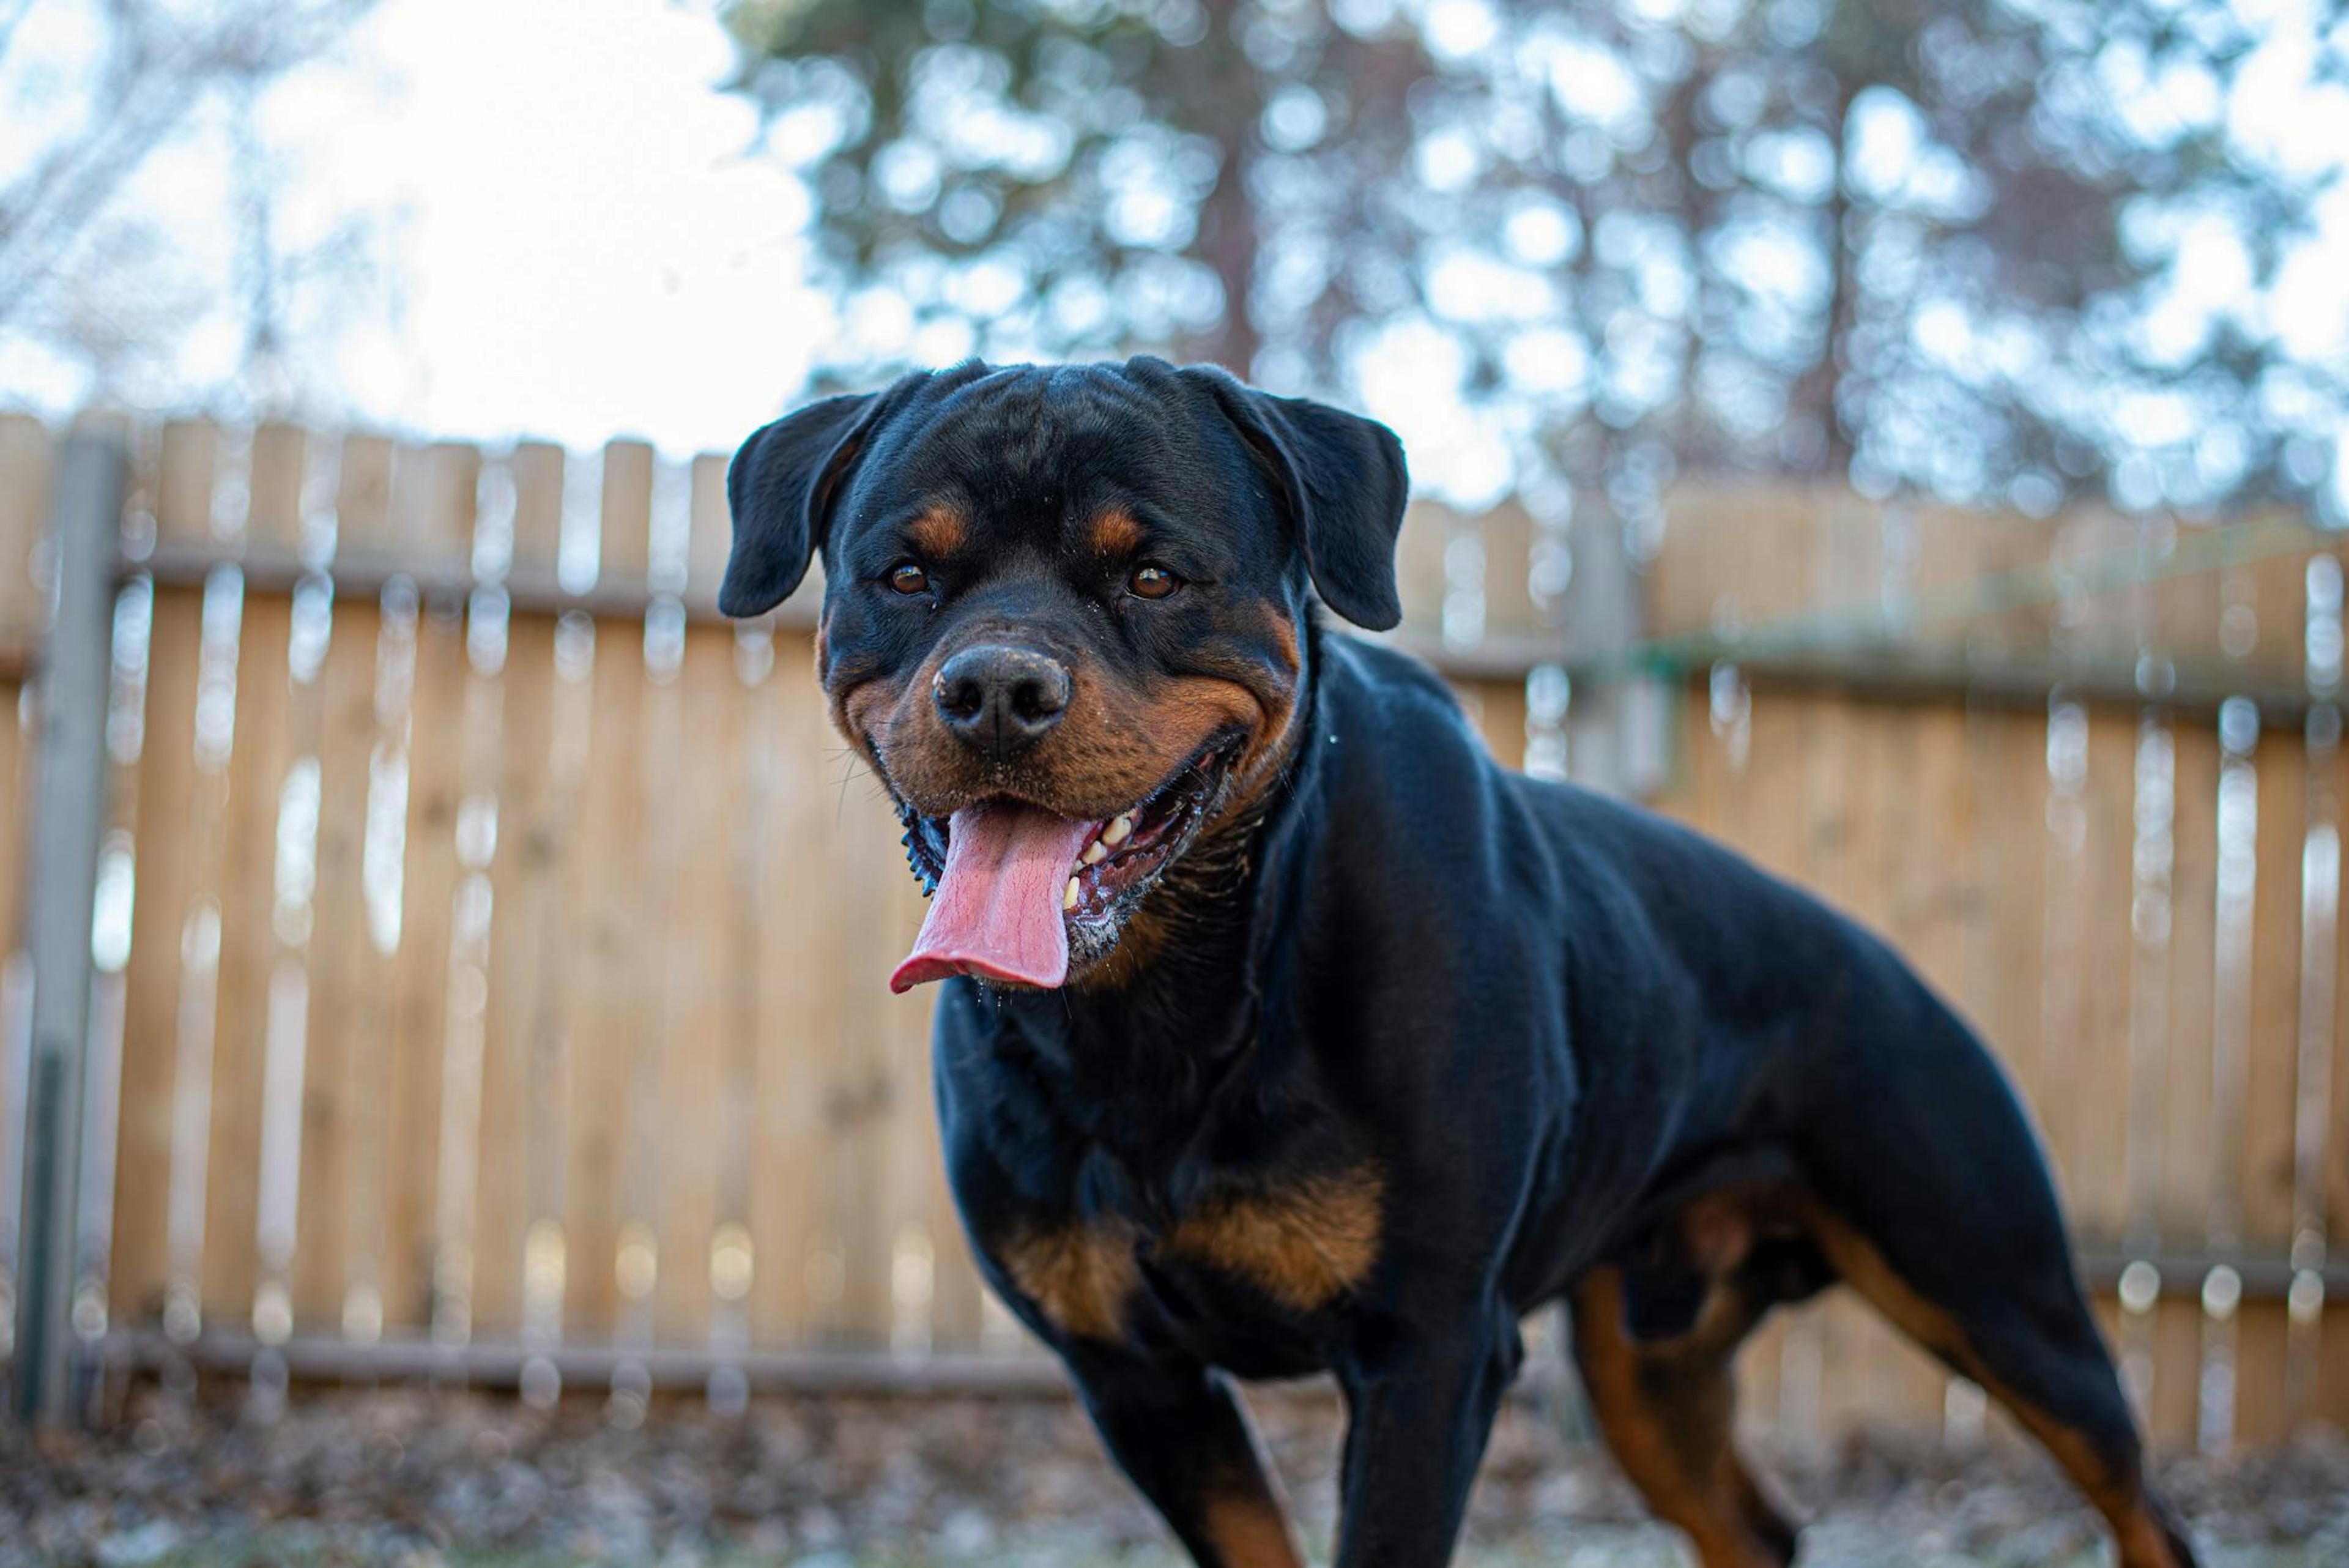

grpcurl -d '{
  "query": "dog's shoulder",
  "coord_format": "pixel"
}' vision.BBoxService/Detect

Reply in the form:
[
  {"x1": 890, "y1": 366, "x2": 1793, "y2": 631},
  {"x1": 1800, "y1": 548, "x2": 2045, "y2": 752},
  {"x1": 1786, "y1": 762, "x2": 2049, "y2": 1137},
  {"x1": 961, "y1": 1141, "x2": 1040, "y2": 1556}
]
[
  {"x1": 1310, "y1": 630, "x2": 1712, "y2": 887},
  {"x1": 1314, "y1": 630, "x2": 1478, "y2": 734},
  {"x1": 1314, "y1": 630, "x2": 1869, "y2": 978}
]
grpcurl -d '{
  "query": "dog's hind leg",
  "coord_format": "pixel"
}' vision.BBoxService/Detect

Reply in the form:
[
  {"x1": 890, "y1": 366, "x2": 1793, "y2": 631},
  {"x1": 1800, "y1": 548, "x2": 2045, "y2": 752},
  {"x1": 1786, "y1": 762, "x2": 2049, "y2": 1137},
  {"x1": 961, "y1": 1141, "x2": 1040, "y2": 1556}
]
[
  {"x1": 1795, "y1": 986, "x2": 2199, "y2": 1568},
  {"x1": 1570, "y1": 1266, "x2": 1798, "y2": 1568},
  {"x1": 1807, "y1": 1203, "x2": 2199, "y2": 1568}
]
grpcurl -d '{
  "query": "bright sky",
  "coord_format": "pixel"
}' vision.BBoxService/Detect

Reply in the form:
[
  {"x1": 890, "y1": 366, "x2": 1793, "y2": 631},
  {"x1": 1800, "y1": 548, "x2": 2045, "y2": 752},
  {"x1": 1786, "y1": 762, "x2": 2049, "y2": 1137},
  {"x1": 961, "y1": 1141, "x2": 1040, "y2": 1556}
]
[
  {"x1": 0, "y1": 0, "x2": 829, "y2": 456},
  {"x1": 305, "y1": 0, "x2": 827, "y2": 452},
  {"x1": 2, "y1": 0, "x2": 2344, "y2": 507}
]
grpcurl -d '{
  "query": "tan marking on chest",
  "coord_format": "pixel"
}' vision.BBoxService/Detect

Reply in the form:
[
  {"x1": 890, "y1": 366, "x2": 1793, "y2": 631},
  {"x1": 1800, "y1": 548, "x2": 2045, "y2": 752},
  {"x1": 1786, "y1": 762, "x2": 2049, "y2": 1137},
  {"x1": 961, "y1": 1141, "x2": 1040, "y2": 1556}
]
[
  {"x1": 1169, "y1": 1165, "x2": 1385, "y2": 1312},
  {"x1": 1000, "y1": 1219, "x2": 1140, "y2": 1342}
]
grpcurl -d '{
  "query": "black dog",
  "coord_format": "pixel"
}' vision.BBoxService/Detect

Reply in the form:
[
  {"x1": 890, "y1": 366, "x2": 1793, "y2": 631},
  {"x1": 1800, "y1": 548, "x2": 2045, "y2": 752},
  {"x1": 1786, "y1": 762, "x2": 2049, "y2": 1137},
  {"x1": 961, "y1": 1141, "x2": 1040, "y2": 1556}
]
[{"x1": 719, "y1": 358, "x2": 2198, "y2": 1568}]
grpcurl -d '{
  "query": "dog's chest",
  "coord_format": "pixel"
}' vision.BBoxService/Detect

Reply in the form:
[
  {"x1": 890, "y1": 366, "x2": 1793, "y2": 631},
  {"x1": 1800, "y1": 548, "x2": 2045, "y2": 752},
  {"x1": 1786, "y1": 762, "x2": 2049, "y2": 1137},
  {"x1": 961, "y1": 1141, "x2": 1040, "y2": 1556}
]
[{"x1": 995, "y1": 1159, "x2": 1385, "y2": 1370}]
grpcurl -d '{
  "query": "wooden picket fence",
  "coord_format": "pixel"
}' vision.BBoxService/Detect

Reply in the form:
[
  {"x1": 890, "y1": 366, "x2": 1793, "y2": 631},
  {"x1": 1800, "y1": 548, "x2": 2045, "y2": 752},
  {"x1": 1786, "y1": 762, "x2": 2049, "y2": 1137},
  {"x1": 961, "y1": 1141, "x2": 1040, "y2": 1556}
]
[{"x1": 0, "y1": 413, "x2": 2344, "y2": 1452}]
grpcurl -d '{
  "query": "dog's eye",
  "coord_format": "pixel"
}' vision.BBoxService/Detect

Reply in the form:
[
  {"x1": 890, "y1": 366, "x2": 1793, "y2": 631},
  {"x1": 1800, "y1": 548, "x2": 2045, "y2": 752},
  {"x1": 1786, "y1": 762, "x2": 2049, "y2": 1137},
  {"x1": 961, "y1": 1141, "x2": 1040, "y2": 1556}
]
[
  {"x1": 1127, "y1": 564, "x2": 1181, "y2": 601},
  {"x1": 888, "y1": 562, "x2": 930, "y2": 596}
]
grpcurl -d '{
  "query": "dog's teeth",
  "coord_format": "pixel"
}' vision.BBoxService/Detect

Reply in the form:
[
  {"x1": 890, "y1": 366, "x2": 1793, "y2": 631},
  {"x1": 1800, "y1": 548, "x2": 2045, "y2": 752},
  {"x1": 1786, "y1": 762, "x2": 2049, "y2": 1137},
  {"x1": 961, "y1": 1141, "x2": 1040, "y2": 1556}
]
[
  {"x1": 1081, "y1": 839, "x2": 1108, "y2": 865},
  {"x1": 1063, "y1": 877, "x2": 1081, "y2": 911},
  {"x1": 1104, "y1": 814, "x2": 1134, "y2": 846}
]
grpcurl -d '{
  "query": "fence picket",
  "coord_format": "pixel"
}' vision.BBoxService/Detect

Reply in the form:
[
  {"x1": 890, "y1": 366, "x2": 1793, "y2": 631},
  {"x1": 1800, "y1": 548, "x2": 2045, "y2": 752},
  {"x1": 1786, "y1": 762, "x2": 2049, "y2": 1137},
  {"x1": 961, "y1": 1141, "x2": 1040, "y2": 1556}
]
[
  {"x1": 375, "y1": 444, "x2": 480, "y2": 1335},
  {"x1": 749, "y1": 624, "x2": 833, "y2": 1348},
  {"x1": 246, "y1": 426, "x2": 305, "y2": 554},
  {"x1": 687, "y1": 455, "x2": 729, "y2": 605},
  {"x1": 2238, "y1": 727, "x2": 2309, "y2": 1442},
  {"x1": 2074, "y1": 714, "x2": 2140, "y2": 1268},
  {"x1": 379, "y1": 590, "x2": 464, "y2": 1337},
  {"x1": 560, "y1": 443, "x2": 656, "y2": 1347},
  {"x1": 0, "y1": 415, "x2": 51, "y2": 645},
  {"x1": 108, "y1": 587, "x2": 196, "y2": 1329},
  {"x1": 2143, "y1": 722, "x2": 2223, "y2": 1443},
  {"x1": 648, "y1": 627, "x2": 733, "y2": 1345},
  {"x1": 475, "y1": 604, "x2": 562, "y2": 1345},
  {"x1": 289, "y1": 593, "x2": 374, "y2": 1332},
  {"x1": 213, "y1": 592, "x2": 292, "y2": 1336},
  {"x1": 285, "y1": 436, "x2": 393, "y2": 1334}
]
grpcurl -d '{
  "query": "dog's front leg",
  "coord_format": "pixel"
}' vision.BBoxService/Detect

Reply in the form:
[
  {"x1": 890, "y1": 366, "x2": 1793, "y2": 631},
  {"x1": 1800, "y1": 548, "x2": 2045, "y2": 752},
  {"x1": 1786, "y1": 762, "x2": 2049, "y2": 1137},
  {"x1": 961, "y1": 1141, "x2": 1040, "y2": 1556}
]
[
  {"x1": 1332, "y1": 1318, "x2": 1521, "y2": 1567},
  {"x1": 1059, "y1": 1342, "x2": 1305, "y2": 1568}
]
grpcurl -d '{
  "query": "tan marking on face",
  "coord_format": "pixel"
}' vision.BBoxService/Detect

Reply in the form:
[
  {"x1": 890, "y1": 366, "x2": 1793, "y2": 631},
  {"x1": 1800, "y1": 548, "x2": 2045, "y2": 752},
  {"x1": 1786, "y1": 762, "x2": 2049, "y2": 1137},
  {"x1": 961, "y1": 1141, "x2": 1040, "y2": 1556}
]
[
  {"x1": 999, "y1": 1219, "x2": 1140, "y2": 1342},
  {"x1": 871, "y1": 642, "x2": 1269, "y2": 822},
  {"x1": 1200, "y1": 1488, "x2": 1305, "y2": 1568},
  {"x1": 1088, "y1": 507, "x2": 1144, "y2": 557},
  {"x1": 827, "y1": 597, "x2": 1307, "y2": 986},
  {"x1": 1111, "y1": 673, "x2": 1264, "y2": 778},
  {"x1": 1168, "y1": 1165, "x2": 1383, "y2": 1313},
  {"x1": 1264, "y1": 610, "x2": 1300, "y2": 680},
  {"x1": 837, "y1": 670, "x2": 910, "y2": 766},
  {"x1": 907, "y1": 504, "x2": 965, "y2": 559},
  {"x1": 1221, "y1": 608, "x2": 1305, "y2": 799}
]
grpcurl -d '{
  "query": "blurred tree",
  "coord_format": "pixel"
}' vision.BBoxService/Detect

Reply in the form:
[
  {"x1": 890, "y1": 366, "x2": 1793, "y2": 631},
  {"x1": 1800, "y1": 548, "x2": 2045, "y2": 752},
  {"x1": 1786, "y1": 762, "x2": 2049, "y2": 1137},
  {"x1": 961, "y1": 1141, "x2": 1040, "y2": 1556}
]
[
  {"x1": 723, "y1": 0, "x2": 2348, "y2": 534},
  {"x1": 722, "y1": 0, "x2": 1440, "y2": 378},
  {"x1": 0, "y1": 0, "x2": 387, "y2": 412}
]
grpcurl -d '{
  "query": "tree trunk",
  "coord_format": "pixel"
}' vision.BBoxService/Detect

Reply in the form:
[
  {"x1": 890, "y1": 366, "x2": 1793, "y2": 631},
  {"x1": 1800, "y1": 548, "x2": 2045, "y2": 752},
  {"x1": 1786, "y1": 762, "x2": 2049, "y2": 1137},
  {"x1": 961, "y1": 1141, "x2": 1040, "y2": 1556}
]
[
  {"x1": 1792, "y1": 87, "x2": 1859, "y2": 480},
  {"x1": 1192, "y1": 136, "x2": 1260, "y2": 376},
  {"x1": 1183, "y1": 1, "x2": 1260, "y2": 374}
]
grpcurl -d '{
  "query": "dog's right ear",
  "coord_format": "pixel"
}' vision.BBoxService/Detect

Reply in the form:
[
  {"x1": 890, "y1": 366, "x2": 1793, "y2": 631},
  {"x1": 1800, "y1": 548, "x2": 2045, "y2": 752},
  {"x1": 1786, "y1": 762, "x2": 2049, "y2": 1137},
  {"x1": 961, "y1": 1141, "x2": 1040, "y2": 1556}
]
[
  {"x1": 1171, "y1": 364, "x2": 1410, "y2": 631},
  {"x1": 719, "y1": 391, "x2": 884, "y2": 617}
]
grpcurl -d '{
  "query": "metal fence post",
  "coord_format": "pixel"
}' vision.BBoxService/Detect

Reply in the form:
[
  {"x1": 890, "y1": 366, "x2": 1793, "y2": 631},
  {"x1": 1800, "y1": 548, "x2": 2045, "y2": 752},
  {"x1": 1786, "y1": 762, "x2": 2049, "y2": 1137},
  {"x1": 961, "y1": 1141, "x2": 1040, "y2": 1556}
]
[
  {"x1": 1561, "y1": 503, "x2": 1671, "y2": 798},
  {"x1": 10, "y1": 433, "x2": 124, "y2": 1425}
]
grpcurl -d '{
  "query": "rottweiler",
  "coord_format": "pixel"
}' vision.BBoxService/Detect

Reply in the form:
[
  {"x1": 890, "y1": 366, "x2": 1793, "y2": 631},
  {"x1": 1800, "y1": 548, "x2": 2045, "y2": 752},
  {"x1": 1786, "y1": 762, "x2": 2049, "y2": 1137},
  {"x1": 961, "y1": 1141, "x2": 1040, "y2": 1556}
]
[{"x1": 718, "y1": 357, "x2": 2199, "y2": 1568}]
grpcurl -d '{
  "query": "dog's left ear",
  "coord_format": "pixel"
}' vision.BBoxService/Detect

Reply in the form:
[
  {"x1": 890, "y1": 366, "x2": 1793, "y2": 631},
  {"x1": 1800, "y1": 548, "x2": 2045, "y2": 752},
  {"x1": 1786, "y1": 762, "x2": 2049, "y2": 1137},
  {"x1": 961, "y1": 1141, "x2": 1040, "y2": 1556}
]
[
  {"x1": 719, "y1": 390, "x2": 885, "y2": 617},
  {"x1": 1188, "y1": 370, "x2": 1410, "y2": 631}
]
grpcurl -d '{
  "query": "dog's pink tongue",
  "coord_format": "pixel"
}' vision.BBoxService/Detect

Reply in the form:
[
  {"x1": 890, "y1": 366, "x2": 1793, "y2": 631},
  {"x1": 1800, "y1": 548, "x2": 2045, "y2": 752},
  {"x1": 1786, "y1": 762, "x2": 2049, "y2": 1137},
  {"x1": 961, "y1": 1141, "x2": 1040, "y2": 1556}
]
[{"x1": 890, "y1": 801, "x2": 1094, "y2": 994}]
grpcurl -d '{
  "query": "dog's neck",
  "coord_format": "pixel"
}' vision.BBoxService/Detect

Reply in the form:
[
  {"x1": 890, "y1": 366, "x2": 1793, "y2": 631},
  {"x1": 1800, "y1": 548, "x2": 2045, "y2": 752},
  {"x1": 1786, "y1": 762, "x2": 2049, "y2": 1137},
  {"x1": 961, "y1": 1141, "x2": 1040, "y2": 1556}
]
[{"x1": 981, "y1": 627, "x2": 1332, "y2": 1163}]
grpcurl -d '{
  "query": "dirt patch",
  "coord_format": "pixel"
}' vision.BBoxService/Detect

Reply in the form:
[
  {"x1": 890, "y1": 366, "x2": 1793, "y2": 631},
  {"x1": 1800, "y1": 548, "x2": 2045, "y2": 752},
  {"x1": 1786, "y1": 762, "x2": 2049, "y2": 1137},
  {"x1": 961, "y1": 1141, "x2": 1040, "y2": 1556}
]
[{"x1": 1, "y1": 1384, "x2": 2343, "y2": 1566}]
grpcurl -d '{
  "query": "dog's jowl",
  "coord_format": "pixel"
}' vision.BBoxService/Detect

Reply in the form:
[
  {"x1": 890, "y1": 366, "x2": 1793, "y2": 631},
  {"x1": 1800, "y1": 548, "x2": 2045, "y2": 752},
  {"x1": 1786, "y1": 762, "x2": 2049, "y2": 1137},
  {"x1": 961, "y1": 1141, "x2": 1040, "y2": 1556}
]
[{"x1": 721, "y1": 358, "x2": 2199, "y2": 1568}]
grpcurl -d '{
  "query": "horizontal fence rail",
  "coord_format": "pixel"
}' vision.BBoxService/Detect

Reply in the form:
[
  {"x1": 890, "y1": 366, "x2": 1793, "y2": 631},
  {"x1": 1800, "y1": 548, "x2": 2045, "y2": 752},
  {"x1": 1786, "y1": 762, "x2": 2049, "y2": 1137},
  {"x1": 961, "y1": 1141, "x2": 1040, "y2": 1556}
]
[{"x1": 0, "y1": 412, "x2": 2340, "y2": 1451}]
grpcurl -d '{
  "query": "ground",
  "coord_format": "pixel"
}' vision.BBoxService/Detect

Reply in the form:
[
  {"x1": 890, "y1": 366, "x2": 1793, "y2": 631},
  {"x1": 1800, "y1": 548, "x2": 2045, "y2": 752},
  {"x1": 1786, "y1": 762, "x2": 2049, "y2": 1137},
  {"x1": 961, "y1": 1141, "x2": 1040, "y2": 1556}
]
[{"x1": 3, "y1": 1383, "x2": 2345, "y2": 1566}]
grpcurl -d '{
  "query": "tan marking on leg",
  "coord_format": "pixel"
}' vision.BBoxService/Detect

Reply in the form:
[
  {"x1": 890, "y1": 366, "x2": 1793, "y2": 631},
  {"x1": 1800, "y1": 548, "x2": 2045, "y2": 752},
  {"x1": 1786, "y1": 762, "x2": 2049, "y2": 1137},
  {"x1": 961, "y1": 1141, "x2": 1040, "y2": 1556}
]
[
  {"x1": 1803, "y1": 1204, "x2": 2186, "y2": 1568},
  {"x1": 1679, "y1": 1191, "x2": 1758, "y2": 1278},
  {"x1": 999, "y1": 1220, "x2": 1139, "y2": 1342},
  {"x1": 1573, "y1": 1268, "x2": 1794, "y2": 1568},
  {"x1": 1169, "y1": 1165, "x2": 1383, "y2": 1313},
  {"x1": 1199, "y1": 1488, "x2": 1305, "y2": 1568}
]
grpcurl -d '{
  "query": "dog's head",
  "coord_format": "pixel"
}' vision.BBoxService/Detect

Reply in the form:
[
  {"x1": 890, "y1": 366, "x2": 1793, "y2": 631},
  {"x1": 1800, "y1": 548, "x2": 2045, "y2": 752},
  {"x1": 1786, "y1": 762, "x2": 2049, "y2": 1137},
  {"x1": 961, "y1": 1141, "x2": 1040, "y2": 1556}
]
[{"x1": 721, "y1": 358, "x2": 1408, "y2": 994}]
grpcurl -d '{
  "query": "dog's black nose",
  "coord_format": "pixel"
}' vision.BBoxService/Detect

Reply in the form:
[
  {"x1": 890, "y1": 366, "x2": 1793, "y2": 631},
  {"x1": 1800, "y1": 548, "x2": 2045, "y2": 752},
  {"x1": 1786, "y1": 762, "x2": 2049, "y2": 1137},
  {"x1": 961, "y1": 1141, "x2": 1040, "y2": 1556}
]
[{"x1": 934, "y1": 644, "x2": 1072, "y2": 762}]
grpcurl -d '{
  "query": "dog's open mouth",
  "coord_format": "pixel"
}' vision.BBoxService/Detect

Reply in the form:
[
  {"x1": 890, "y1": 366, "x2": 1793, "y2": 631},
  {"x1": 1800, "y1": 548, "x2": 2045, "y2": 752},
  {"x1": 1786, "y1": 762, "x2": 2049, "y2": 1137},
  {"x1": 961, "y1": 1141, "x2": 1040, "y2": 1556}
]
[{"x1": 888, "y1": 736, "x2": 1243, "y2": 993}]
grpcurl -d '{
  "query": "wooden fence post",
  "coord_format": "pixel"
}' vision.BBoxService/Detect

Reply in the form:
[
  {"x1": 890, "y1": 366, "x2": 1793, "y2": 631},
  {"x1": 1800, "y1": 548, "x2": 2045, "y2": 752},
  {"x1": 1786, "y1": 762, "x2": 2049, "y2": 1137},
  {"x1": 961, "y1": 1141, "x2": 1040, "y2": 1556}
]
[{"x1": 9, "y1": 434, "x2": 125, "y2": 1424}]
